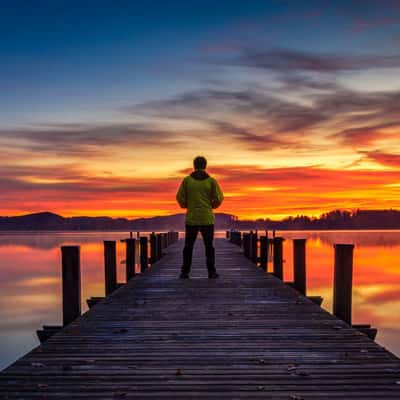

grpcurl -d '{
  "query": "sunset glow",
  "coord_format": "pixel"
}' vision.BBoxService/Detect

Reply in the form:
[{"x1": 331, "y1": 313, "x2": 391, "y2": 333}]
[{"x1": 1, "y1": 1, "x2": 400, "y2": 219}]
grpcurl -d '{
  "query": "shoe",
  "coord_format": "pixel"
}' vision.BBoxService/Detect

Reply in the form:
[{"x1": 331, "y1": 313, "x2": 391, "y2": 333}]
[
  {"x1": 208, "y1": 272, "x2": 219, "y2": 279},
  {"x1": 179, "y1": 272, "x2": 190, "y2": 279}
]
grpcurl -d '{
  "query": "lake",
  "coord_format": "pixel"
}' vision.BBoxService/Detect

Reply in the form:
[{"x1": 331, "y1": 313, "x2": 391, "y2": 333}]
[{"x1": 0, "y1": 230, "x2": 399, "y2": 370}]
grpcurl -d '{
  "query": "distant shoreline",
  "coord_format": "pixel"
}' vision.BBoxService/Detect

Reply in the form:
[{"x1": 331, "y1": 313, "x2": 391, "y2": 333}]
[{"x1": 1, "y1": 210, "x2": 399, "y2": 231}]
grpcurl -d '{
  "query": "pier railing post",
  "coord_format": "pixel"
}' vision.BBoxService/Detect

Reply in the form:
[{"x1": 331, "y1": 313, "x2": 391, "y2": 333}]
[
  {"x1": 61, "y1": 246, "x2": 81, "y2": 326},
  {"x1": 259, "y1": 236, "x2": 268, "y2": 271},
  {"x1": 333, "y1": 244, "x2": 354, "y2": 325},
  {"x1": 140, "y1": 236, "x2": 148, "y2": 272},
  {"x1": 150, "y1": 232, "x2": 157, "y2": 263},
  {"x1": 273, "y1": 237, "x2": 284, "y2": 280},
  {"x1": 126, "y1": 238, "x2": 136, "y2": 281},
  {"x1": 251, "y1": 231, "x2": 258, "y2": 264},
  {"x1": 243, "y1": 233, "x2": 250, "y2": 258},
  {"x1": 248, "y1": 232, "x2": 253, "y2": 260},
  {"x1": 167, "y1": 232, "x2": 171, "y2": 246},
  {"x1": 293, "y1": 239, "x2": 307, "y2": 295},
  {"x1": 156, "y1": 233, "x2": 163, "y2": 260},
  {"x1": 104, "y1": 241, "x2": 117, "y2": 296},
  {"x1": 229, "y1": 231, "x2": 242, "y2": 246}
]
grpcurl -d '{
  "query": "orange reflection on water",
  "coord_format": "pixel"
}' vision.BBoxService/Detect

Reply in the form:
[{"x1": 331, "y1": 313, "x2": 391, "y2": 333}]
[
  {"x1": 280, "y1": 231, "x2": 400, "y2": 357},
  {"x1": 0, "y1": 230, "x2": 399, "y2": 371}
]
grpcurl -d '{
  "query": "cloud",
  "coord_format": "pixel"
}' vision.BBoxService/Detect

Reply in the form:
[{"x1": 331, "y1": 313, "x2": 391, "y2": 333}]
[
  {"x1": 0, "y1": 122, "x2": 179, "y2": 157},
  {"x1": 0, "y1": 163, "x2": 179, "y2": 195},
  {"x1": 332, "y1": 123, "x2": 400, "y2": 147},
  {"x1": 363, "y1": 151, "x2": 400, "y2": 168},
  {"x1": 215, "y1": 47, "x2": 400, "y2": 73},
  {"x1": 314, "y1": 89, "x2": 400, "y2": 121},
  {"x1": 275, "y1": 73, "x2": 340, "y2": 92},
  {"x1": 128, "y1": 79, "x2": 400, "y2": 158},
  {"x1": 133, "y1": 87, "x2": 329, "y2": 136}
]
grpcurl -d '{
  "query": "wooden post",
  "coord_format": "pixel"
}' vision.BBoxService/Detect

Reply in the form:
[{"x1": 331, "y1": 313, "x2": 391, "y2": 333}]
[
  {"x1": 259, "y1": 236, "x2": 268, "y2": 271},
  {"x1": 243, "y1": 233, "x2": 250, "y2": 258},
  {"x1": 61, "y1": 246, "x2": 81, "y2": 326},
  {"x1": 248, "y1": 232, "x2": 253, "y2": 260},
  {"x1": 157, "y1": 233, "x2": 162, "y2": 260},
  {"x1": 273, "y1": 237, "x2": 284, "y2": 280},
  {"x1": 164, "y1": 233, "x2": 168, "y2": 248},
  {"x1": 150, "y1": 232, "x2": 157, "y2": 263},
  {"x1": 129, "y1": 231, "x2": 133, "y2": 239},
  {"x1": 293, "y1": 239, "x2": 307, "y2": 295},
  {"x1": 251, "y1": 232, "x2": 258, "y2": 264},
  {"x1": 126, "y1": 238, "x2": 136, "y2": 280},
  {"x1": 333, "y1": 244, "x2": 354, "y2": 325},
  {"x1": 104, "y1": 241, "x2": 117, "y2": 296},
  {"x1": 140, "y1": 236, "x2": 148, "y2": 272},
  {"x1": 226, "y1": 230, "x2": 230, "y2": 239}
]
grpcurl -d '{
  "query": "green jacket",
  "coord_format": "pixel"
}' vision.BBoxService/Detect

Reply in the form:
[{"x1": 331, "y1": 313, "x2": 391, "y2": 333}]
[{"x1": 176, "y1": 169, "x2": 224, "y2": 225}]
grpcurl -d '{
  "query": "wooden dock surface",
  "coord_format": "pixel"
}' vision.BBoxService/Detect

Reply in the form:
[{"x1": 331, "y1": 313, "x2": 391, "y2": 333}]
[{"x1": 1, "y1": 238, "x2": 400, "y2": 399}]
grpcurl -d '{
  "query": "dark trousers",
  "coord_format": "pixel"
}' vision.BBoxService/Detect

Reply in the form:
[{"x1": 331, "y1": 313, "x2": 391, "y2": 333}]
[{"x1": 182, "y1": 224, "x2": 215, "y2": 274}]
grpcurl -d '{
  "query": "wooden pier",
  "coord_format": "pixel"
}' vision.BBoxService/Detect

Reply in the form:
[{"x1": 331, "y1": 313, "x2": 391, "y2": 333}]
[{"x1": 1, "y1": 238, "x2": 400, "y2": 398}]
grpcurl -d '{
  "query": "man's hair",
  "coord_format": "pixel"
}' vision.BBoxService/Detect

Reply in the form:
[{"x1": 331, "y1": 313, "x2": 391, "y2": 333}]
[{"x1": 193, "y1": 156, "x2": 207, "y2": 170}]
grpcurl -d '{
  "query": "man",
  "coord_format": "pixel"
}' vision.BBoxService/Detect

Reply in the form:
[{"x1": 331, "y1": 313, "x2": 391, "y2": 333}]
[{"x1": 176, "y1": 156, "x2": 224, "y2": 279}]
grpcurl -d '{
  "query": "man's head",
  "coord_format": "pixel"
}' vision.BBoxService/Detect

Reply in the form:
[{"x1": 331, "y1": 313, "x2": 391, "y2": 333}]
[{"x1": 193, "y1": 156, "x2": 207, "y2": 170}]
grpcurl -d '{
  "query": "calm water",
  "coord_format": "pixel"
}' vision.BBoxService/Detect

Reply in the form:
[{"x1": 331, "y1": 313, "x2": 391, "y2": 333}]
[{"x1": 0, "y1": 230, "x2": 399, "y2": 370}]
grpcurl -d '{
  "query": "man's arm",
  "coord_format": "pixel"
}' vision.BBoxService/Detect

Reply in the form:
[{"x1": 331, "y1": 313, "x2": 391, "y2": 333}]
[
  {"x1": 211, "y1": 179, "x2": 224, "y2": 209},
  {"x1": 176, "y1": 178, "x2": 187, "y2": 208}
]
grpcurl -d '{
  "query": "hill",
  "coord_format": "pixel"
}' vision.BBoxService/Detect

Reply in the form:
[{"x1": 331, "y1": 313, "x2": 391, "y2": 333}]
[{"x1": 0, "y1": 212, "x2": 236, "y2": 231}]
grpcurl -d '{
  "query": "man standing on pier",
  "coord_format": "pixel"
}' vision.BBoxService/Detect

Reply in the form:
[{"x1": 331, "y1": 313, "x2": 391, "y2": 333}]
[{"x1": 176, "y1": 156, "x2": 224, "y2": 279}]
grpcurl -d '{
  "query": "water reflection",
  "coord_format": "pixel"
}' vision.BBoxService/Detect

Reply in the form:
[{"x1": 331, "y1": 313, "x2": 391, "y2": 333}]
[
  {"x1": 0, "y1": 231, "x2": 135, "y2": 369},
  {"x1": 279, "y1": 230, "x2": 400, "y2": 359},
  {"x1": 0, "y1": 230, "x2": 399, "y2": 370}
]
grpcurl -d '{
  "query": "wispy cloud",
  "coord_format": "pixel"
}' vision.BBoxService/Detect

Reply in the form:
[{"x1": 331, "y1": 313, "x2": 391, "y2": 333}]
[
  {"x1": 363, "y1": 150, "x2": 400, "y2": 168},
  {"x1": 213, "y1": 47, "x2": 400, "y2": 73},
  {"x1": 0, "y1": 122, "x2": 182, "y2": 157}
]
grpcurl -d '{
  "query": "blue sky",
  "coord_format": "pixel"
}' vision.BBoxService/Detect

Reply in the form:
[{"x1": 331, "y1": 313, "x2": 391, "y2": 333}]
[{"x1": 2, "y1": 0, "x2": 399, "y2": 125}]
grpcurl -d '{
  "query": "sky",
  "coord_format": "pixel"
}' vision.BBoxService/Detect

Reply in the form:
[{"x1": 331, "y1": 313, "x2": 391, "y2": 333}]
[{"x1": 1, "y1": 0, "x2": 400, "y2": 220}]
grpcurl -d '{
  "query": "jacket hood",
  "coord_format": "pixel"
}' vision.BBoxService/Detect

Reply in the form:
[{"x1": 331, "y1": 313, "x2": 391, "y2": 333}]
[{"x1": 190, "y1": 169, "x2": 210, "y2": 180}]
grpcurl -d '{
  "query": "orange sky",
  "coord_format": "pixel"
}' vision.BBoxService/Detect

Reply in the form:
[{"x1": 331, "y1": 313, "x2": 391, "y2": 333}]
[
  {"x1": 1, "y1": 153, "x2": 399, "y2": 220},
  {"x1": 1, "y1": 106, "x2": 400, "y2": 220}
]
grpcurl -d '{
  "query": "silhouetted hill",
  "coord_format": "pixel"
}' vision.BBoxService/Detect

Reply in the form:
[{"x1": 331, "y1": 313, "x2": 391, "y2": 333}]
[
  {"x1": 0, "y1": 209, "x2": 399, "y2": 231},
  {"x1": 0, "y1": 212, "x2": 236, "y2": 231}
]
